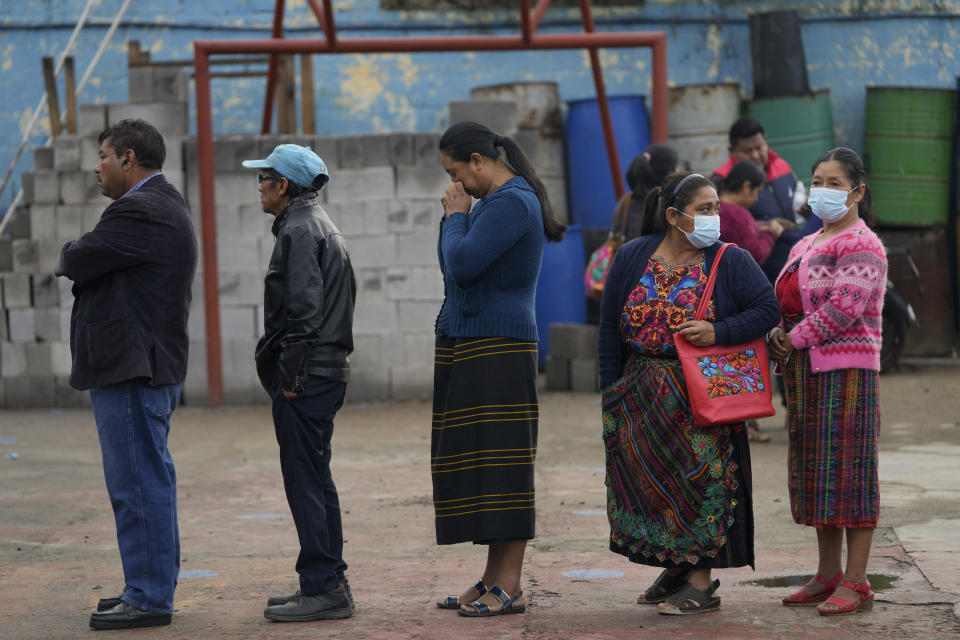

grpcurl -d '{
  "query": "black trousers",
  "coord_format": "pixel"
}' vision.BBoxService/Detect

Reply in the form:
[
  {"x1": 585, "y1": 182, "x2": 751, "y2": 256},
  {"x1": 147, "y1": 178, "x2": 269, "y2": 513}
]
[{"x1": 271, "y1": 376, "x2": 347, "y2": 596}]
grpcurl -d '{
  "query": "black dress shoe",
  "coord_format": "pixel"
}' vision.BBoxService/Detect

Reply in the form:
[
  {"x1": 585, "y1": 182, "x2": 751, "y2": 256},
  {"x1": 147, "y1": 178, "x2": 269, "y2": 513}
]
[
  {"x1": 89, "y1": 602, "x2": 172, "y2": 630},
  {"x1": 263, "y1": 584, "x2": 352, "y2": 622},
  {"x1": 267, "y1": 577, "x2": 354, "y2": 609},
  {"x1": 97, "y1": 596, "x2": 123, "y2": 611}
]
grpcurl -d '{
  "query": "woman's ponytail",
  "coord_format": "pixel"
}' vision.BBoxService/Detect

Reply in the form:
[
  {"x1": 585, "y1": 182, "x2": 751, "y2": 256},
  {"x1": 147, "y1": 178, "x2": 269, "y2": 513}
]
[
  {"x1": 638, "y1": 185, "x2": 664, "y2": 236},
  {"x1": 498, "y1": 136, "x2": 566, "y2": 242}
]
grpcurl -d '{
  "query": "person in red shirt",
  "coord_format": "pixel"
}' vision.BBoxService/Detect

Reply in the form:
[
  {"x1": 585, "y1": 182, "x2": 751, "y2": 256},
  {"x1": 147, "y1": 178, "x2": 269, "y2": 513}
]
[{"x1": 718, "y1": 160, "x2": 783, "y2": 265}]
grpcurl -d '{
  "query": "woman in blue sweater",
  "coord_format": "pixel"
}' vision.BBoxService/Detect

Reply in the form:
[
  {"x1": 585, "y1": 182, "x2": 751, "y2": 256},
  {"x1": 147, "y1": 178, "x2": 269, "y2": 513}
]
[
  {"x1": 432, "y1": 121, "x2": 565, "y2": 617},
  {"x1": 598, "y1": 172, "x2": 779, "y2": 614}
]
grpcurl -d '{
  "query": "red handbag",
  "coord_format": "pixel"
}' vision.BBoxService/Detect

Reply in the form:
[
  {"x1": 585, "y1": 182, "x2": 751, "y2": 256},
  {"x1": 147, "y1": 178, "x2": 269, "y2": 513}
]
[{"x1": 674, "y1": 243, "x2": 776, "y2": 427}]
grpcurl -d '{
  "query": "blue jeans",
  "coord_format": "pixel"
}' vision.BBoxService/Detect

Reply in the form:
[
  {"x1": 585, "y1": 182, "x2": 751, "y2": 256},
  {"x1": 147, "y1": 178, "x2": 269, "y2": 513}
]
[
  {"x1": 90, "y1": 379, "x2": 183, "y2": 614},
  {"x1": 271, "y1": 376, "x2": 347, "y2": 596}
]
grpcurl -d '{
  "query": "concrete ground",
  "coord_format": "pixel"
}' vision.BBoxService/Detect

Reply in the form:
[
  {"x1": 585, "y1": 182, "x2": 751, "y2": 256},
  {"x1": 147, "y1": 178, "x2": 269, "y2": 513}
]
[{"x1": 1, "y1": 366, "x2": 958, "y2": 639}]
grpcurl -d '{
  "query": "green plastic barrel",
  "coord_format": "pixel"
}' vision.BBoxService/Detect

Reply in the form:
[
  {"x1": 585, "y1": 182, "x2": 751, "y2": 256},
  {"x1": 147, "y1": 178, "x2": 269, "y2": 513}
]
[
  {"x1": 864, "y1": 87, "x2": 955, "y2": 227},
  {"x1": 745, "y1": 90, "x2": 835, "y2": 186}
]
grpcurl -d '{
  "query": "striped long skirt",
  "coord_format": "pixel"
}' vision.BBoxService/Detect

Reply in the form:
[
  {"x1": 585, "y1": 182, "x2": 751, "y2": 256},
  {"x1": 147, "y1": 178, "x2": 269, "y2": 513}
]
[
  {"x1": 431, "y1": 336, "x2": 538, "y2": 545},
  {"x1": 783, "y1": 348, "x2": 880, "y2": 528},
  {"x1": 602, "y1": 354, "x2": 754, "y2": 569}
]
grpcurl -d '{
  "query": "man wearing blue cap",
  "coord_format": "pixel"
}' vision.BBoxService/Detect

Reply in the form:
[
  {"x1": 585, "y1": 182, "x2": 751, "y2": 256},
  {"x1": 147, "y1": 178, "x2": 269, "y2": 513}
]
[{"x1": 242, "y1": 144, "x2": 357, "y2": 622}]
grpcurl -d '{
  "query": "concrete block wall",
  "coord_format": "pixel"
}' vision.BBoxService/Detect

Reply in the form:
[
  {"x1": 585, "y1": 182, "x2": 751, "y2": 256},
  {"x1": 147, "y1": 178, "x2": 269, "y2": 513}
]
[{"x1": 545, "y1": 323, "x2": 600, "y2": 393}]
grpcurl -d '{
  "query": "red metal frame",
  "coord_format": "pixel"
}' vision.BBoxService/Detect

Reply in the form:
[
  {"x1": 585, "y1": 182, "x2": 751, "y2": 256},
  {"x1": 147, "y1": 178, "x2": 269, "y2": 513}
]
[{"x1": 194, "y1": 1, "x2": 668, "y2": 404}]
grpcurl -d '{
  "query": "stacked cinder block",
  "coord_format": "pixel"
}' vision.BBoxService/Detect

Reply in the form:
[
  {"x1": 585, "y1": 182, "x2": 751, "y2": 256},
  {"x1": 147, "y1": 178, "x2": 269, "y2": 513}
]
[
  {"x1": 545, "y1": 323, "x2": 600, "y2": 393},
  {"x1": 0, "y1": 103, "x2": 119, "y2": 408},
  {"x1": 182, "y1": 131, "x2": 447, "y2": 405}
]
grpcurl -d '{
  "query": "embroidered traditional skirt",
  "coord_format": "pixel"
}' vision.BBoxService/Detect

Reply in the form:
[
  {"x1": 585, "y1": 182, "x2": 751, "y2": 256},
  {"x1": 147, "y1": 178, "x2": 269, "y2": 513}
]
[
  {"x1": 602, "y1": 354, "x2": 754, "y2": 569},
  {"x1": 783, "y1": 348, "x2": 880, "y2": 528},
  {"x1": 431, "y1": 336, "x2": 538, "y2": 545}
]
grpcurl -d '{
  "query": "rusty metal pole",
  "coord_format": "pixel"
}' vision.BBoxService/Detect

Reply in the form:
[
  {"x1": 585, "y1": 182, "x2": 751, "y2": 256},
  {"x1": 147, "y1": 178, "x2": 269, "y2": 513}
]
[
  {"x1": 530, "y1": 0, "x2": 553, "y2": 33},
  {"x1": 193, "y1": 45, "x2": 224, "y2": 405},
  {"x1": 578, "y1": 0, "x2": 625, "y2": 199},
  {"x1": 308, "y1": 0, "x2": 338, "y2": 47},
  {"x1": 261, "y1": 0, "x2": 285, "y2": 134},
  {"x1": 520, "y1": 0, "x2": 532, "y2": 45},
  {"x1": 197, "y1": 33, "x2": 667, "y2": 56},
  {"x1": 651, "y1": 35, "x2": 668, "y2": 143}
]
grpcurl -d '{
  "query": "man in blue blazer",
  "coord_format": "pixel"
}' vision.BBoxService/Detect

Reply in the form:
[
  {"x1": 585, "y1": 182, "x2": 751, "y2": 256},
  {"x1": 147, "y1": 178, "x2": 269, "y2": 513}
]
[{"x1": 57, "y1": 119, "x2": 197, "y2": 630}]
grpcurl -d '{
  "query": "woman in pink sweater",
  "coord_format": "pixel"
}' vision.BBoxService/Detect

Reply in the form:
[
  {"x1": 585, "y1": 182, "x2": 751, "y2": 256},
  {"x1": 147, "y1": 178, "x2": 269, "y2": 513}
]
[{"x1": 768, "y1": 147, "x2": 887, "y2": 617}]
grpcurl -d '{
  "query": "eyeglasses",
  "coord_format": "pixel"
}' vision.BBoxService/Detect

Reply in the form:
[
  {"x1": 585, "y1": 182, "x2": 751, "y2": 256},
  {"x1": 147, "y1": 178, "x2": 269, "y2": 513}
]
[{"x1": 257, "y1": 174, "x2": 277, "y2": 184}]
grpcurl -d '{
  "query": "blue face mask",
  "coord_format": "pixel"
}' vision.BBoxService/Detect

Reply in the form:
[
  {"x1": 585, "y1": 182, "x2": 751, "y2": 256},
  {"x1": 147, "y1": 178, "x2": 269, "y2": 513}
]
[
  {"x1": 677, "y1": 211, "x2": 721, "y2": 249},
  {"x1": 808, "y1": 186, "x2": 857, "y2": 222}
]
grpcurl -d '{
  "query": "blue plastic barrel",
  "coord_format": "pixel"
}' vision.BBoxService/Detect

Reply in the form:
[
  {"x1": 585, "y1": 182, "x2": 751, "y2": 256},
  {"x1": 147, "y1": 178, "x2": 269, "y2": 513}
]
[
  {"x1": 535, "y1": 225, "x2": 586, "y2": 367},
  {"x1": 566, "y1": 95, "x2": 651, "y2": 228}
]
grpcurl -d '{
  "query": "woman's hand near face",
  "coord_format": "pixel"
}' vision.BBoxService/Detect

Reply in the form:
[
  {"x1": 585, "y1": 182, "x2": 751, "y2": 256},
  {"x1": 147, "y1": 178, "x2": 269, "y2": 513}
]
[
  {"x1": 442, "y1": 181, "x2": 472, "y2": 217},
  {"x1": 675, "y1": 320, "x2": 716, "y2": 347},
  {"x1": 767, "y1": 326, "x2": 794, "y2": 361}
]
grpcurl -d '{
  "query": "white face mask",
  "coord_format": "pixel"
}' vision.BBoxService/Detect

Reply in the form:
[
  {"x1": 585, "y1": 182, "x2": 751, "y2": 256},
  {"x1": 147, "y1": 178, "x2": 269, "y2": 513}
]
[
  {"x1": 808, "y1": 186, "x2": 858, "y2": 222},
  {"x1": 676, "y1": 211, "x2": 721, "y2": 248}
]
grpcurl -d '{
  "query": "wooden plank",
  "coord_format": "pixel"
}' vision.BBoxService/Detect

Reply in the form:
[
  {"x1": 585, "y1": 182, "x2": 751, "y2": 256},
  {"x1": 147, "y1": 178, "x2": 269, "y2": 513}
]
[
  {"x1": 300, "y1": 54, "x2": 316, "y2": 134},
  {"x1": 127, "y1": 40, "x2": 151, "y2": 66},
  {"x1": 41, "y1": 56, "x2": 62, "y2": 139},
  {"x1": 64, "y1": 56, "x2": 77, "y2": 135},
  {"x1": 276, "y1": 55, "x2": 296, "y2": 134}
]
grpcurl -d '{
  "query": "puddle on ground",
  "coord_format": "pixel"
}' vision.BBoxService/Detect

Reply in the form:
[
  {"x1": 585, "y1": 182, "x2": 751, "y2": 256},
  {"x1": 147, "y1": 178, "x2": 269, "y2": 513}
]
[
  {"x1": 563, "y1": 569, "x2": 624, "y2": 579},
  {"x1": 179, "y1": 570, "x2": 219, "y2": 578},
  {"x1": 745, "y1": 573, "x2": 898, "y2": 591}
]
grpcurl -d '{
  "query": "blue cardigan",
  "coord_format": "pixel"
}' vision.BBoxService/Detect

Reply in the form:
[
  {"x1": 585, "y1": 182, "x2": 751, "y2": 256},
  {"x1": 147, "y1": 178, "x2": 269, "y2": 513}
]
[
  {"x1": 435, "y1": 176, "x2": 544, "y2": 340},
  {"x1": 598, "y1": 234, "x2": 780, "y2": 388}
]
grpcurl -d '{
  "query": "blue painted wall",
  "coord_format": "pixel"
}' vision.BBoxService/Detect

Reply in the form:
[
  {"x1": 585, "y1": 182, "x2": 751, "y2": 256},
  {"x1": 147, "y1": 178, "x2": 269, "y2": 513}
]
[{"x1": 2, "y1": 0, "x2": 960, "y2": 208}]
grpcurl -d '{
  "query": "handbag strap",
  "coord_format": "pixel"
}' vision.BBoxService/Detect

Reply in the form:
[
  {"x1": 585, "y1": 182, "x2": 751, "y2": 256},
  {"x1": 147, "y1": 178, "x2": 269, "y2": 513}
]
[{"x1": 694, "y1": 243, "x2": 732, "y2": 321}]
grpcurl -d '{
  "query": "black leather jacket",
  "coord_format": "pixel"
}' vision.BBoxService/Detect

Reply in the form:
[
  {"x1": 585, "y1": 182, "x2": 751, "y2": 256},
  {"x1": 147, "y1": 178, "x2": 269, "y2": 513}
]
[{"x1": 255, "y1": 194, "x2": 356, "y2": 393}]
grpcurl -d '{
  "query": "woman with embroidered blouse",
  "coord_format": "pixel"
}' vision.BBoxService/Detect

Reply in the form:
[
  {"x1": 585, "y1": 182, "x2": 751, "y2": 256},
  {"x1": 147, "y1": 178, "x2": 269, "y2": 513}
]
[
  {"x1": 597, "y1": 172, "x2": 779, "y2": 615},
  {"x1": 769, "y1": 148, "x2": 887, "y2": 617}
]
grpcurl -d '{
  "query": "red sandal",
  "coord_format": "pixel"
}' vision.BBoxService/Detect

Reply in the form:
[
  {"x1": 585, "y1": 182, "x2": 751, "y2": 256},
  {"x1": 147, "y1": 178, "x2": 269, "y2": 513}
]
[
  {"x1": 817, "y1": 579, "x2": 874, "y2": 616},
  {"x1": 781, "y1": 570, "x2": 843, "y2": 606}
]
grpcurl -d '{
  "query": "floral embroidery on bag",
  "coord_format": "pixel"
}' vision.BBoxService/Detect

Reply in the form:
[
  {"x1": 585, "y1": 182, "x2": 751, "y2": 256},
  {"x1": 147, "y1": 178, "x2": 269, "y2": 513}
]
[{"x1": 697, "y1": 349, "x2": 765, "y2": 398}]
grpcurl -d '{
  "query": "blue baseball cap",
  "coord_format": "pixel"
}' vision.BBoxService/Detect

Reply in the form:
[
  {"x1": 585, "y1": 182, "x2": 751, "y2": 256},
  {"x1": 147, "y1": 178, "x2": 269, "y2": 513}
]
[{"x1": 242, "y1": 144, "x2": 329, "y2": 189}]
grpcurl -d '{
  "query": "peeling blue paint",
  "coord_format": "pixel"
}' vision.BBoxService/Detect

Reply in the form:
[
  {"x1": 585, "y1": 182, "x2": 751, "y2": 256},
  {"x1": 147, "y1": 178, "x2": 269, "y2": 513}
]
[{"x1": 1, "y1": 1, "x2": 959, "y2": 206}]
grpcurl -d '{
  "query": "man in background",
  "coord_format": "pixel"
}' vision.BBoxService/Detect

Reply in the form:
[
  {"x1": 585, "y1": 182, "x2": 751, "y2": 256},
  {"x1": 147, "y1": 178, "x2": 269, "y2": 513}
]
[{"x1": 711, "y1": 117, "x2": 819, "y2": 281}]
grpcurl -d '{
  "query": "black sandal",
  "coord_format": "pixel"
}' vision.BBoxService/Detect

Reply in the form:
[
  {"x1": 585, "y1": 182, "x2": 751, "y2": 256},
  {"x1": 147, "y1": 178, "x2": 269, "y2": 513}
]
[
  {"x1": 658, "y1": 579, "x2": 721, "y2": 615},
  {"x1": 437, "y1": 580, "x2": 488, "y2": 609},
  {"x1": 637, "y1": 568, "x2": 692, "y2": 604}
]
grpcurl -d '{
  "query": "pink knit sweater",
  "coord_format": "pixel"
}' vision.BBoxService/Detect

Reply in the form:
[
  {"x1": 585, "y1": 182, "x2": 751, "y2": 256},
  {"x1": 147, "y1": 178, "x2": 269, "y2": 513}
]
[{"x1": 776, "y1": 219, "x2": 887, "y2": 372}]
